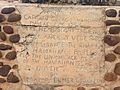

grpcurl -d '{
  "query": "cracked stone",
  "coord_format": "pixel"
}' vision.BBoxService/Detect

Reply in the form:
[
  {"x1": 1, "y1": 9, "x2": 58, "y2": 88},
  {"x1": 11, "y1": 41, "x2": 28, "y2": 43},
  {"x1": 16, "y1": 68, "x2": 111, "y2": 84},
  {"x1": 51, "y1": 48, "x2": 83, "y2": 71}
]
[
  {"x1": 0, "y1": 32, "x2": 6, "y2": 41},
  {"x1": 0, "y1": 44, "x2": 12, "y2": 50},
  {"x1": 0, "y1": 14, "x2": 5, "y2": 23},
  {"x1": 77, "y1": 87, "x2": 86, "y2": 90},
  {"x1": 5, "y1": 51, "x2": 17, "y2": 60},
  {"x1": 0, "y1": 78, "x2": 6, "y2": 83},
  {"x1": 114, "y1": 62, "x2": 120, "y2": 75},
  {"x1": 114, "y1": 46, "x2": 120, "y2": 55},
  {"x1": 1, "y1": 7, "x2": 15, "y2": 14},
  {"x1": 105, "y1": 53, "x2": 116, "y2": 62},
  {"x1": 12, "y1": 64, "x2": 18, "y2": 69},
  {"x1": 3, "y1": 26, "x2": 14, "y2": 34},
  {"x1": 0, "y1": 65, "x2": 11, "y2": 77},
  {"x1": 109, "y1": 26, "x2": 120, "y2": 34},
  {"x1": 114, "y1": 86, "x2": 120, "y2": 90},
  {"x1": 104, "y1": 35, "x2": 120, "y2": 46},
  {"x1": 9, "y1": 34, "x2": 20, "y2": 43},
  {"x1": 105, "y1": 9, "x2": 117, "y2": 17},
  {"x1": 104, "y1": 72, "x2": 117, "y2": 81},
  {"x1": 0, "y1": 51, "x2": 2, "y2": 58},
  {"x1": 7, "y1": 72, "x2": 19, "y2": 83},
  {"x1": 105, "y1": 20, "x2": 120, "y2": 26},
  {"x1": 8, "y1": 13, "x2": 21, "y2": 22}
]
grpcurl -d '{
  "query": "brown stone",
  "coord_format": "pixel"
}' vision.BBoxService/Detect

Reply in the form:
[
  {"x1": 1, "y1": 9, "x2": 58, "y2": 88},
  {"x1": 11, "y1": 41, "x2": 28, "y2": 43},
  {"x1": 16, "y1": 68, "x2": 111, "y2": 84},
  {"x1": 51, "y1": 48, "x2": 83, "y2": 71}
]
[
  {"x1": 0, "y1": 14, "x2": 5, "y2": 23},
  {"x1": 105, "y1": 53, "x2": 116, "y2": 62},
  {"x1": 105, "y1": 9, "x2": 117, "y2": 17},
  {"x1": 12, "y1": 64, "x2": 18, "y2": 69},
  {"x1": 7, "y1": 13, "x2": 21, "y2": 22},
  {"x1": 0, "y1": 88, "x2": 2, "y2": 90},
  {"x1": 1, "y1": 7, "x2": 15, "y2": 14},
  {"x1": 91, "y1": 88, "x2": 99, "y2": 90},
  {"x1": 0, "y1": 51, "x2": 2, "y2": 58},
  {"x1": 114, "y1": 62, "x2": 120, "y2": 75},
  {"x1": 114, "y1": 46, "x2": 120, "y2": 55},
  {"x1": 109, "y1": 26, "x2": 120, "y2": 34},
  {"x1": 77, "y1": 87, "x2": 86, "y2": 90},
  {"x1": 5, "y1": 51, "x2": 17, "y2": 60},
  {"x1": 0, "y1": 62, "x2": 3, "y2": 66},
  {"x1": 3, "y1": 26, "x2": 14, "y2": 34},
  {"x1": 0, "y1": 78, "x2": 6, "y2": 83},
  {"x1": 105, "y1": 20, "x2": 120, "y2": 26},
  {"x1": 104, "y1": 72, "x2": 117, "y2": 81},
  {"x1": 104, "y1": 35, "x2": 120, "y2": 46},
  {"x1": 7, "y1": 72, "x2": 19, "y2": 83},
  {"x1": 0, "y1": 32, "x2": 6, "y2": 41},
  {"x1": 0, "y1": 65, "x2": 11, "y2": 77},
  {"x1": 9, "y1": 34, "x2": 20, "y2": 43},
  {"x1": 114, "y1": 86, "x2": 120, "y2": 90},
  {"x1": 0, "y1": 44, "x2": 12, "y2": 50}
]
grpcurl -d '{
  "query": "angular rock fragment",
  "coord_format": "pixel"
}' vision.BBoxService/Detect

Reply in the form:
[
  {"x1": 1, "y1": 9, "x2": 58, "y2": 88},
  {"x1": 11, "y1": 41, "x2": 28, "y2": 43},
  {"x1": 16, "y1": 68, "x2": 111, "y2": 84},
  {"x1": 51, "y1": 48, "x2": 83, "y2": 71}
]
[
  {"x1": 1, "y1": 7, "x2": 15, "y2": 14},
  {"x1": 0, "y1": 14, "x2": 5, "y2": 23},
  {"x1": 7, "y1": 72, "x2": 19, "y2": 83},
  {"x1": 7, "y1": 13, "x2": 21, "y2": 22},
  {"x1": 105, "y1": 20, "x2": 120, "y2": 26},
  {"x1": 0, "y1": 51, "x2": 2, "y2": 58},
  {"x1": 104, "y1": 35, "x2": 120, "y2": 46},
  {"x1": 105, "y1": 53, "x2": 116, "y2": 62},
  {"x1": 114, "y1": 86, "x2": 120, "y2": 90},
  {"x1": 0, "y1": 44, "x2": 12, "y2": 50},
  {"x1": 109, "y1": 26, "x2": 120, "y2": 34},
  {"x1": 3, "y1": 26, "x2": 14, "y2": 34},
  {"x1": 0, "y1": 78, "x2": 6, "y2": 83},
  {"x1": 104, "y1": 72, "x2": 117, "y2": 81},
  {"x1": 114, "y1": 46, "x2": 120, "y2": 54},
  {"x1": 114, "y1": 62, "x2": 120, "y2": 75},
  {"x1": 0, "y1": 65, "x2": 11, "y2": 77},
  {"x1": 105, "y1": 9, "x2": 117, "y2": 17},
  {"x1": 9, "y1": 34, "x2": 20, "y2": 43},
  {"x1": 77, "y1": 87, "x2": 86, "y2": 90},
  {"x1": 0, "y1": 32, "x2": 6, "y2": 41},
  {"x1": 5, "y1": 51, "x2": 17, "y2": 60}
]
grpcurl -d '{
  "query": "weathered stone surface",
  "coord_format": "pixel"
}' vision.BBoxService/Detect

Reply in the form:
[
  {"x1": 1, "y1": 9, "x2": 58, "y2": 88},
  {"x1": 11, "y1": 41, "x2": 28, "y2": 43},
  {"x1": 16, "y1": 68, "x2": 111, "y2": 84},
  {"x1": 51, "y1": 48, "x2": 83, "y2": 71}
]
[
  {"x1": 7, "y1": 72, "x2": 19, "y2": 83},
  {"x1": 104, "y1": 72, "x2": 117, "y2": 81},
  {"x1": 114, "y1": 46, "x2": 120, "y2": 54},
  {"x1": 105, "y1": 20, "x2": 120, "y2": 26},
  {"x1": 0, "y1": 32, "x2": 6, "y2": 41},
  {"x1": 109, "y1": 26, "x2": 120, "y2": 34},
  {"x1": 0, "y1": 51, "x2": 2, "y2": 58},
  {"x1": 0, "y1": 78, "x2": 6, "y2": 83},
  {"x1": 77, "y1": 87, "x2": 86, "y2": 90},
  {"x1": 114, "y1": 86, "x2": 120, "y2": 90},
  {"x1": 3, "y1": 26, "x2": 14, "y2": 34},
  {"x1": 12, "y1": 64, "x2": 18, "y2": 69},
  {"x1": 0, "y1": 44, "x2": 12, "y2": 50},
  {"x1": 0, "y1": 14, "x2": 5, "y2": 23},
  {"x1": 5, "y1": 51, "x2": 17, "y2": 60},
  {"x1": 9, "y1": 34, "x2": 20, "y2": 43},
  {"x1": 105, "y1": 9, "x2": 117, "y2": 17},
  {"x1": 7, "y1": 13, "x2": 21, "y2": 22},
  {"x1": 0, "y1": 62, "x2": 3, "y2": 66},
  {"x1": 114, "y1": 62, "x2": 120, "y2": 75},
  {"x1": 1, "y1": 7, "x2": 15, "y2": 14},
  {"x1": 105, "y1": 53, "x2": 116, "y2": 62},
  {"x1": 0, "y1": 65, "x2": 11, "y2": 77},
  {"x1": 91, "y1": 88, "x2": 99, "y2": 90}
]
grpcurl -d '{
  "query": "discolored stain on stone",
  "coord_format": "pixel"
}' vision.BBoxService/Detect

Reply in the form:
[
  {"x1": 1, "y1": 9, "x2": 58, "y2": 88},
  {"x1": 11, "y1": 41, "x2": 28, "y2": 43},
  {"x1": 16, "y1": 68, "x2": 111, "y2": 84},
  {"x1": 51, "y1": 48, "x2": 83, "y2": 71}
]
[
  {"x1": 1, "y1": 7, "x2": 15, "y2": 14},
  {"x1": 9, "y1": 34, "x2": 20, "y2": 43},
  {"x1": 0, "y1": 78, "x2": 6, "y2": 83},
  {"x1": 8, "y1": 13, "x2": 21, "y2": 22},
  {"x1": 3, "y1": 26, "x2": 14, "y2": 34},
  {"x1": 104, "y1": 35, "x2": 120, "y2": 46},
  {"x1": 12, "y1": 64, "x2": 18, "y2": 69},
  {"x1": 109, "y1": 26, "x2": 120, "y2": 34},
  {"x1": 0, "y1": 14, "x2": 5, "y2": 23},
  {"x1": 114, "y1": 86, "x2": 120, "y2": 90},
  {"x1": 0, "y1": 44, "x2": 12, "y2": 50},
  {"x1": 0, "y1": 32, "x2": 6, "y2": 41},
  {"x1": 0, "y1": 51, "x2": 2, "y2": 58},
  {"x1": 105, "y1": 53, "x2": 116, "y2": 62},
  {"x1": 105, "y1": 20, "x2": 120, "y2": 26},
  {"x1": 0, "y1": 65, "x2": 11, "y2": 77},
  {"x1": 114, "y1": 46, "x2": 120, "y2": 55},
  {"x1": 77, "y1": 87, "x2": 86, "y2": 90},
  {"x1": 5, "y1": 51, "x2": 17, "y2": 60},
  {"x1": 114, "y1": 62, "x2": 120, "y2": 75},
  {"x1": 7, "y1": 72, "x2": 19, "y2": 83},
  {"x1": 0, "y1": 62, "x2": 3, "y2": 66},
  {"x1": 105, "y1": 9, "x2": 117, "y2": 17},
  {"x1": 104, "y1": 72, "x2": 117, "y2": 81}
]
